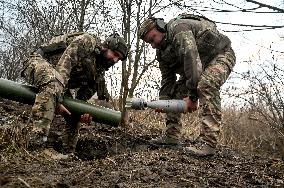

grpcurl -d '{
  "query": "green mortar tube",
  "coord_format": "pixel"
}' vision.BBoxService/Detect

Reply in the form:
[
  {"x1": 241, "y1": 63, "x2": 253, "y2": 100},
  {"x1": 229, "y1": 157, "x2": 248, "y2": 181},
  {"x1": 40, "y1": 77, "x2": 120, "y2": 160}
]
[{"x1": 0, "y1": 78, "x2": 121, "y2": 126}]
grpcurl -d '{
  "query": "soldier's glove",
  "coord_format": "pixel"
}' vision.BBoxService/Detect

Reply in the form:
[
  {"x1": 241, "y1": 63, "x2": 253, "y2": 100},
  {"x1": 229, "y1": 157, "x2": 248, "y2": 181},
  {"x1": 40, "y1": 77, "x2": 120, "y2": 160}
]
[
  {"x1": 98, "y1": 92, "x2": 110, "y2": 102},
  {"x1": 97, "y1": 87, "x2": 110, "y2": 102},
  {"x1": 55, "y1": 94, "x2": 71, "y2": 115},
  {"x1": 183, "y1": 97, "x2": 199, "y2": 113},
  {"x1": 154, "y1": 108, "x2": 165, "y2": 113},
  {"x1": 80, "y1": 113, "x2": 92, "y2": 124}
]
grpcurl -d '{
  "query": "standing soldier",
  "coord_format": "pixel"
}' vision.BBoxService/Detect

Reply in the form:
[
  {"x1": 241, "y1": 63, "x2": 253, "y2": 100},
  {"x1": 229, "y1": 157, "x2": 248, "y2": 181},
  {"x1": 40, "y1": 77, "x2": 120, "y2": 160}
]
[
  {"x1": 21, "y1": 32, "x2": 128, "y2": 159},
  {"x1": 138, "y1": 13, "x2": 236, "y2": 157}
]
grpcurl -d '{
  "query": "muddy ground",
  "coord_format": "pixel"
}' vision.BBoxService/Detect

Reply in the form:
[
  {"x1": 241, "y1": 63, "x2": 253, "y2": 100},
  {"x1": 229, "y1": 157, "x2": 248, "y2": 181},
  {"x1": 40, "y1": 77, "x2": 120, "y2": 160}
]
[{"x1": 0, "y1": 99, "x2": 283, "y2": 188}]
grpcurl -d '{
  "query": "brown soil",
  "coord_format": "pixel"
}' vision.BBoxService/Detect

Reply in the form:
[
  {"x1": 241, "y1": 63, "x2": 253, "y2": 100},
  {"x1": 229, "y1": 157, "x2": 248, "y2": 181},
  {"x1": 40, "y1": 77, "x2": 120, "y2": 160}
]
[{"x1": 0, "y1": 99, "x2": 283, "y2": 188}]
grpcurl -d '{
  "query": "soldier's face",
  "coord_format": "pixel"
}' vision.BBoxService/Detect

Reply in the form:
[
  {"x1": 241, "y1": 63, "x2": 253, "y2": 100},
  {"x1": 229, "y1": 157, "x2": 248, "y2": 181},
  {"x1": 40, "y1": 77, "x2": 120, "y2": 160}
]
[
  {"x1": 104, "y1": 49, "x2": 123, "y2": 64},
  {"x1": 143, "y1": 28, "x2": 165, "y2": 49}
]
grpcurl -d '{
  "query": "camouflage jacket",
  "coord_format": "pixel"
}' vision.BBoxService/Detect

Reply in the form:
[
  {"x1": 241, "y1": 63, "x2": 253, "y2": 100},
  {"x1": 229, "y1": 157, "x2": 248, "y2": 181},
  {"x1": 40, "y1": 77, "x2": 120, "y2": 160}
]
[
  {"x1": 157, "y1": 14, "x2": 231, "y2": 98},
  {"x1": 40, "y1": 33, "x2": 108, "y2": 101}
]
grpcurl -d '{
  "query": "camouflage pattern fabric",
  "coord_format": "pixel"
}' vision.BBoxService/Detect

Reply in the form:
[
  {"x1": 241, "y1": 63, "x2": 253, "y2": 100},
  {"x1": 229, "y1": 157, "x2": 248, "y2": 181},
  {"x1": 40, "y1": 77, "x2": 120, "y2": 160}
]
[
  {"x1": 198, "y1": 47, "x2": 235, "y2": 147},
  {"x1": 55, "y1": 33, "x2": 98, "y2": 86},
  {"x1": 21, "y1": 54, "x2": 64, "y2": 135},
  {"x1": 22, "y1": 33, "x2": 108, "y2": 153},
  {"x1": 161, "y1": 78, "x2": 188, "y2": 140},
  {"x1": 61, "y1": 113, "x2": 81, "y2": 154},
  {"x1": 155, "y1": 15, "x2": 236, "y2": 147}
]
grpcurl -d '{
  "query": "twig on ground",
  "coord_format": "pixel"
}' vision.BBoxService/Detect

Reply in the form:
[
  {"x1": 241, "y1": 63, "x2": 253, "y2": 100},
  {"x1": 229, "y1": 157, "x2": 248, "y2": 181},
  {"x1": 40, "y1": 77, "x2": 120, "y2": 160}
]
[{"x1": 17, "y1": 177, "x2": 30, "y2": 188}]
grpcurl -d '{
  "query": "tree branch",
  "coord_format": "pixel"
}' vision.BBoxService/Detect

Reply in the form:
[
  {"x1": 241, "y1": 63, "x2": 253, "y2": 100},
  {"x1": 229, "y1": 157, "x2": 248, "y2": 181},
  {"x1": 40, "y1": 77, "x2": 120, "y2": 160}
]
[{"x1": 246, "y1": 0, "x2": 284, "y2": 13}]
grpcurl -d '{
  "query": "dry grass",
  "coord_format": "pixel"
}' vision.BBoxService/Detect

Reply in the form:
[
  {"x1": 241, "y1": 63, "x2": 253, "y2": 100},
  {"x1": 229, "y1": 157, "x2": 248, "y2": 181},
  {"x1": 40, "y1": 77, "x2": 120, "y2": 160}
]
[
  {"x1": 127, "y1": 108, "x2": 284, "y2": 158},
  {"x1": 1, "y1": 103, "x2": 283, "y2": 159},
  {"x1": 220, "y1": 107, "x2": 284, "y2": 158},
  {"x1": 0, "y1": 116, "x2": 28, "y2": 160}
]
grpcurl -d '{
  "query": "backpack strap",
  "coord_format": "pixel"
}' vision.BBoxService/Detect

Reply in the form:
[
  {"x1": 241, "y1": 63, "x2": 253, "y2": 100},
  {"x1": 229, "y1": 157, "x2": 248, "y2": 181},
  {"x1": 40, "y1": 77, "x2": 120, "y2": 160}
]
[{"x1": 40, "y1": 32, "x2": 86, "y2": 54}]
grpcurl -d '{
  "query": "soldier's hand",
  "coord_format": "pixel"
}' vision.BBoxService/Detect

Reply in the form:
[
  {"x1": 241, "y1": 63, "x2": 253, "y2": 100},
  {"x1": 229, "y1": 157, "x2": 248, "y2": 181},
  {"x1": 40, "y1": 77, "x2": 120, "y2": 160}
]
[
  {"x1": 183, "y1": 97, "x2": 198, "y2": 112},
  {"x1": 56, "y1": 103, "x2": 71, "y2": 116},
  {"x1": 80, "y1": 113, "x2": 92, "y2": 124},
  {"x1": 154, "y1": 108, "x2": 164, "y2": 113}
]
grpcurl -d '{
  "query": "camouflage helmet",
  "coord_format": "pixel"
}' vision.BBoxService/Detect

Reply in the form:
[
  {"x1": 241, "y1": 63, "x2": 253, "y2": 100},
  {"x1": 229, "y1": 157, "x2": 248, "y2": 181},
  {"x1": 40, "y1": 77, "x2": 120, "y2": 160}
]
[
  {"x1": 138, "y1": 17, "x2": 166, "y2": 39},
  {"x1": 103, "y1": 33, "x2": 128, "y2": 61},
  {"x1": 138, "y1": 18, "x2": 156, "y2": 39}
]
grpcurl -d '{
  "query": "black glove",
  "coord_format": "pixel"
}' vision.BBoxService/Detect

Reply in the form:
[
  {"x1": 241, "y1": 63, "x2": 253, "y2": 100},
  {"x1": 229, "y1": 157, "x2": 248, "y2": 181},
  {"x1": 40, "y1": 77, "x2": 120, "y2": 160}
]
[{"x1": 98, "y1": 92, "x2": 110, "y2": 102}]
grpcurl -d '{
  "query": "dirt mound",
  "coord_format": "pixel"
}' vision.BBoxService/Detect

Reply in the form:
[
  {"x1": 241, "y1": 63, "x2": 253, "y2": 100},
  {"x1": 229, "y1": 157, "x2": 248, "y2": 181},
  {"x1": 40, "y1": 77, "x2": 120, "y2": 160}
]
[{"x1": 0, "y1": 99, "x2": 283, "y2": 187}]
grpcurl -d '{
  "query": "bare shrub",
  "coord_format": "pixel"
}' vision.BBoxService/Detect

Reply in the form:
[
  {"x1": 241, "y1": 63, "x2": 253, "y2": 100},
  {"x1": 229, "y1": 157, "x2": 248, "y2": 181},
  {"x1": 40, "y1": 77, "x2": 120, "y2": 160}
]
[
  {"x1": 128, "y1": 109, "x2": 165, "y2": 132},
  {"x1": 181, "y1": 111, "x2": 200, "y2": 140},
  {"x1": 127, "y1": 106, "x2": 283, "y2": 158},
  {"x1": 222, "y1": 51, "x2": 284, "y2": 158},
  {"x1": 220, "y1": 107, "x2": 283, "y2": 158},
  {"x1": 0, "y1": 118, "x2": 28, "y2": 160}
]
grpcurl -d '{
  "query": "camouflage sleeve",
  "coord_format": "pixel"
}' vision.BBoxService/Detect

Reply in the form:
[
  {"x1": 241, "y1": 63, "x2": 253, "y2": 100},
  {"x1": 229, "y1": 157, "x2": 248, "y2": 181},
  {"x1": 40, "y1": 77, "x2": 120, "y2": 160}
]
[
  {"x1": 55, "y1": 33, "x2": 96, "y2": 86},
  {"x1": 158, "y1": 59, "x2": 176, "y2": 99},
  {"x1": 172, "y1": 26, "x2": 202, "y2": 92}
]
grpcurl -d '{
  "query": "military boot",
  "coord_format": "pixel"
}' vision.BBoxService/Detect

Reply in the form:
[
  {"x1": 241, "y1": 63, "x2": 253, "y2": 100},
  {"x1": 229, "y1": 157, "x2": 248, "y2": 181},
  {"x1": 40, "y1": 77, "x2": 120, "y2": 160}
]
[
  {"x1": 28, "y1": 129, "x2": 48, "y2": 149},
  {"x1": 62, "y1": 130, "x2": 79, "y2": 154},
  {"x1": 183, "y1": 142, "x2": 216, "y2": 157},
  {"x1": 149, "y1": 134, "x2": 180, "y2": 146}
]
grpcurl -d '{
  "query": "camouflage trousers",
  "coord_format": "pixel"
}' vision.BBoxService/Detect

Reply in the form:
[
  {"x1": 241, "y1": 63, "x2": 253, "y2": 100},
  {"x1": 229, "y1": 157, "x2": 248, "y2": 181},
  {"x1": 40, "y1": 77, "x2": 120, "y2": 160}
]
[
  {"x1": 61, "y1": 93, "x2": 114, "y2": 154},
  {"x1": 61, "y1": 114, "x2": 81, "y2": 154},
  {"x1": 162, "y1": 79, "x2": 187, "y2": 140},
  {"x1": 164, "y1": 47, "x2": 236, "y2": 147},
  {"x1": 59, "y1": 90, "x2": 82, "y2": 154},
  {"x1": 21, "y1": 53, "x2": 64, "y2": 136}
]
